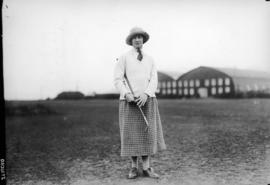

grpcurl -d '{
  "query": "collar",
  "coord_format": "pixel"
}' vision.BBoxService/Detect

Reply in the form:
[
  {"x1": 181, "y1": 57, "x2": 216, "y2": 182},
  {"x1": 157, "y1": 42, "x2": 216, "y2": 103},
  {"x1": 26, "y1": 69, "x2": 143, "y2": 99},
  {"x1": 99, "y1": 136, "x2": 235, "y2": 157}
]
[{"x1": 131, "y1": 47, "x2": 144, "y2": 55}]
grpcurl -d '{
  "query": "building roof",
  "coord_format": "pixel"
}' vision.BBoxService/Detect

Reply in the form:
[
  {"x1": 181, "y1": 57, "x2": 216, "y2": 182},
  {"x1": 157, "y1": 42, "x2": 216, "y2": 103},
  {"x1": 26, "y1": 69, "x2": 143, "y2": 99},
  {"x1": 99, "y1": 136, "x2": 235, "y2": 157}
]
[
  {"x1": 158, "y1": 71, "x2": 183, "y2": 80},
  {"x1": 178, "y1": 66, "x2": 270, "y2": 81},
  {"x1": 158, "y1": 71, "x2": 175, "y2": 81},
  {"x1": 55, "y1": 91, "x2": 85, "y2": 100},
  {"x1": 177, "y1": 66, "x2": 230, "y2": 80},
  {"x1": 215, "y1": 67, "x2": 270, "y2": 80}
]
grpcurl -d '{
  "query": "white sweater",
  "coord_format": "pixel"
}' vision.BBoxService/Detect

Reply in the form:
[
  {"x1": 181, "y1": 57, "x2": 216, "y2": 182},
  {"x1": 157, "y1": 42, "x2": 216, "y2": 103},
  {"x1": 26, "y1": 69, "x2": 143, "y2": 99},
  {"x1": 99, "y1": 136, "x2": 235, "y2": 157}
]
[{"x1": 114, "y1": 48, "x2": 158, "y2": 100}]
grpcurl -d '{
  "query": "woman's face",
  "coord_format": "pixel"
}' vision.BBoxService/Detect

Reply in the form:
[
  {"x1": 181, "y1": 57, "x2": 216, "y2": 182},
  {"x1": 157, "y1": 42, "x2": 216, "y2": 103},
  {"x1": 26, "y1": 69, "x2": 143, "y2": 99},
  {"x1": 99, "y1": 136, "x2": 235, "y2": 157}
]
[{"x1": 131, "y1": 34, "x2": 144, "y2": 49}]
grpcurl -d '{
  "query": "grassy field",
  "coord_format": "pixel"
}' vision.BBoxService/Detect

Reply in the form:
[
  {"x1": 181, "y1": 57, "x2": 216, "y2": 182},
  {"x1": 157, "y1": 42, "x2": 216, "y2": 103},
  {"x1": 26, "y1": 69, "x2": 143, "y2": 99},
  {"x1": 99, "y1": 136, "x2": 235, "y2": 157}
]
[{"x1": 5, "y1": 99, "x2": 270, "y2": 185}]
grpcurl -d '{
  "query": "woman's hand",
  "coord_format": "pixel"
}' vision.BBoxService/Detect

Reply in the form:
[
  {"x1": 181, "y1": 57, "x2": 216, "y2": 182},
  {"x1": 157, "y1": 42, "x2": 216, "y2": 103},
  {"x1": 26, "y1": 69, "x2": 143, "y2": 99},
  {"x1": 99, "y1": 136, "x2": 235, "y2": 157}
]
[
  {"x1": 135, "y1": 93, "x2": 148, "y2": 107},
  {"x1": 125, "y1": 93, "x2": 135, "y2": 102}
]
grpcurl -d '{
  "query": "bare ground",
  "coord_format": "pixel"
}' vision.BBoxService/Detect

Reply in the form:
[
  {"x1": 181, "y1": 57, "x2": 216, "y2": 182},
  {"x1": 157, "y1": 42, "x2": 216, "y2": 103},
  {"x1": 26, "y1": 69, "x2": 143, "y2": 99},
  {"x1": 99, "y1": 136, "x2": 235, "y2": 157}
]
[{"x1": 5, "y1": 99, "x2": 270, "y2": 185}]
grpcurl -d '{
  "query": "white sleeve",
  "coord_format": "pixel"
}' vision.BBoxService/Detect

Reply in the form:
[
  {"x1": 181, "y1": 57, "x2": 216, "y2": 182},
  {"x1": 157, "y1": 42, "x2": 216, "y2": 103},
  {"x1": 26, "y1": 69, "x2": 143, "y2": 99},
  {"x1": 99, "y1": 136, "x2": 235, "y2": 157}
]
[
  {"x1": 113, "y1": 56, "x2": 131, "y2": 96},
  {"x1": 144, "y1": 60, "x2": 158, "y2": 96}
]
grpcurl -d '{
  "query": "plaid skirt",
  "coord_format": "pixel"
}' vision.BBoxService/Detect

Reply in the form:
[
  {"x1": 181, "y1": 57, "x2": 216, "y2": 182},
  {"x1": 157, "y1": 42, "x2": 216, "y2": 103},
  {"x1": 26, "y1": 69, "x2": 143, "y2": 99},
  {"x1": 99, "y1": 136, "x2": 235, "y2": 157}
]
[{"x1": 119, "y1": 97, "x2": 166, "y2": 157}]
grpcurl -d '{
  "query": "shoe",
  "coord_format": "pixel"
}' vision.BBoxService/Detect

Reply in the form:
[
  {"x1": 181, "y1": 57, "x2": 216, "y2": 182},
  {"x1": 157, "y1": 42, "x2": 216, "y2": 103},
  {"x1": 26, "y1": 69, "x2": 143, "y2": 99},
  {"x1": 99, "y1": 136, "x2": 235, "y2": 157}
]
[
  {"x1": 128, "y1": 167, "x2": 139, "y2": 179},
  {"x1": 142, "y1": 167, "x2": 159, "y2": 179}
]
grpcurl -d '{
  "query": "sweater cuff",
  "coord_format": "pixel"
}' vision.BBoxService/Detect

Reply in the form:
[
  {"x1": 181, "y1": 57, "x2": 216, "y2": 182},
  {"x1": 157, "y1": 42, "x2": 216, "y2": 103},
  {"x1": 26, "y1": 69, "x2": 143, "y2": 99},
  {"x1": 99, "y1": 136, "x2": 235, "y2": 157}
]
[{"x1": 144, "y1": 90, "x2": 151, "y2": 97}]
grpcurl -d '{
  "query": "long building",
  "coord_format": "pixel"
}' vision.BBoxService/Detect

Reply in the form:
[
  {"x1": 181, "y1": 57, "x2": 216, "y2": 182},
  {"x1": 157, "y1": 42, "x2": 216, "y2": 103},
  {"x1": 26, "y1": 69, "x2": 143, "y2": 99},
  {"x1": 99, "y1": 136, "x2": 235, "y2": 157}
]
[
  {"x1": 156, "y1": 71, "x2": 182, "y2": 98},
  {"x1": 175, "y1": 66, "x2": 270, "y2": 98}
]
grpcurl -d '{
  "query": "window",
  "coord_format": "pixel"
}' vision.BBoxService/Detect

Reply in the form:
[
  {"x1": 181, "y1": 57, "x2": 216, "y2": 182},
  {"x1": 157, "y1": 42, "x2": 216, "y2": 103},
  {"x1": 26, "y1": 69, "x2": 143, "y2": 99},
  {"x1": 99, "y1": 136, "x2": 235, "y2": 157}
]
[
  {"x1": 167, "y1": 81, "x2": 171, "y2": 88},
  {"x1": 158, "y1": 82, "x2": 161, "y2": 88},
  {"x1": 190, "y1": 88, "x2": 194, "y2": 95},
  {"x1": 205, "y1": 79, "x2": 209, "y2": 86},
  {"x1": 178, "y1": 81, "x2": 182, "y2": 87},
  {"x1": 172, "y1": 81, "x2": 176, "y2": 88},
  {"x1": 211, "y1": 78, "x2": 216, "y2": 86},
  {"x1": 225, "y1": 78, "x2": 230, "y2": 85},
  {"x1": 225, "y1": 87, "x2": 230, "y2": 93},
  {"x1": 162, "y1": 89, "x2": 166, "y2": 95},
  {"x1": 189, "y1": 80, "x2": 194, "y2": 87},
  {"x1": 218, "y1": 78, "x2": 223, "y2": 86},
  {"x1": 178, "y1": 89, "x2": 182, "y2": 95},
  {"x1": 184, "y1": 88, "x2": 188, "y2": 95},
  {"x1": 162, "y1": 82, "x2": 166, "y2": 88},
  {"x1": 167, "y1": 89, "x2": 171, "y2": 94},
  {"x1": 218, "y1": 87, "x2": 223, "y2": 94},
  {"x1": 196, "y1": 79, "x2": 200, "y2": 87},
  {"x1": 173, "y1": 89, "x2": 177, "y2": 94},
  {"x1": 211, "y1": 87, "x2": 216, "y2": 95},
  {"x1": 184, "y1": 80, "x2": 188, "y2": 87}
]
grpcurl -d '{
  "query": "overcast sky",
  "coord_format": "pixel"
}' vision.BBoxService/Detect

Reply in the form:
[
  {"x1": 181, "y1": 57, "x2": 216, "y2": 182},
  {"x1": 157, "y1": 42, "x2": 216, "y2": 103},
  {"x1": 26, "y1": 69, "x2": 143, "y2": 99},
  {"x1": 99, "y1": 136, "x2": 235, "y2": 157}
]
[{"x1": 3, "y1": 0, "x2": 270, "y2": 100}]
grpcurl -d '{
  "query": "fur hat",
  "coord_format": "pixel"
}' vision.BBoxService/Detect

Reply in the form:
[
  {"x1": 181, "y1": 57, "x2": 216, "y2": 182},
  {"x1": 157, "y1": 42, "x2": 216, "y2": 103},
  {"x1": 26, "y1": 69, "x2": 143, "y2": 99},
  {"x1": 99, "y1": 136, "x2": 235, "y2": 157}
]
[{"x1": 126, "y1": 27, "x2": 149, "y2": 45}]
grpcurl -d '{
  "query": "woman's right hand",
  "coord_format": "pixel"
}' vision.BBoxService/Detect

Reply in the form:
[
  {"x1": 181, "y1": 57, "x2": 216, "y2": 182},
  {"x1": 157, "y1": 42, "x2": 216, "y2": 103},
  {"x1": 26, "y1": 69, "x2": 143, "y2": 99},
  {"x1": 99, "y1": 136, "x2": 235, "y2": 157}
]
[{"x1": 125, "y1": 93, "x2": 135, "y2": 102}]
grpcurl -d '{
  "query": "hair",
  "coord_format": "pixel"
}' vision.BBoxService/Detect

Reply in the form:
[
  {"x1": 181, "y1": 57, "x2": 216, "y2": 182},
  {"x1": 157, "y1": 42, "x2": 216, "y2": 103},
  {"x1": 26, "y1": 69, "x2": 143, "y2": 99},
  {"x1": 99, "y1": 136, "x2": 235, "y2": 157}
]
[{"x1": 131, "y1": 34, "x2": 146, "y2": 42}]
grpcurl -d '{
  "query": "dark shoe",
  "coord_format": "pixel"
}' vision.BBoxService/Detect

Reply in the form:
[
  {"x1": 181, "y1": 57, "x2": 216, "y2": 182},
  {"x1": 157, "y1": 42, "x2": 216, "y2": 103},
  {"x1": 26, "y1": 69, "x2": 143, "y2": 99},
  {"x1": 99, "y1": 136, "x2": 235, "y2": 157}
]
[
  {"x1": 142, "y1": 167, "x2": 159, "y2": 179},
  {"x1": 128, "y1": 167, "x2": 139, "y2": 179}
]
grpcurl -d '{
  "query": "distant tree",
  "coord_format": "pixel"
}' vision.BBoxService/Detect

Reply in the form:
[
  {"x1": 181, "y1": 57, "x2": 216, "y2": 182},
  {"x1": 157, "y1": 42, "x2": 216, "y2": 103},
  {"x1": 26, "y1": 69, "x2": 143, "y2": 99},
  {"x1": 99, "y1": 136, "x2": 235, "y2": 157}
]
[{"x1": 55, "y1": 91, "x2": 85, "y2": 100}]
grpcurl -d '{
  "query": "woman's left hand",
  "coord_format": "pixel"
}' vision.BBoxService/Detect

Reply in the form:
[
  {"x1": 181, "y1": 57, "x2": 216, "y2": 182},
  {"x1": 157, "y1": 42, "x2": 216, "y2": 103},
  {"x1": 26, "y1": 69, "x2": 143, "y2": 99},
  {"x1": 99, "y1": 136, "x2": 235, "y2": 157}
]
[{"x1": 135, "y1": 93, "x2": 148, "y2": 107}]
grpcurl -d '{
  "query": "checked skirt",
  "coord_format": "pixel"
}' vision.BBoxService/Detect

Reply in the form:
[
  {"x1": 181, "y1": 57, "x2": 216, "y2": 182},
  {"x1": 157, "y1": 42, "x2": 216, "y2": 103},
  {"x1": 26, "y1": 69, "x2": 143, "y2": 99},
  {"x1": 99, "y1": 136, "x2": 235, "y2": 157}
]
[{"x1": 119, "y1": 97, "x2": 166, "y2": 157}]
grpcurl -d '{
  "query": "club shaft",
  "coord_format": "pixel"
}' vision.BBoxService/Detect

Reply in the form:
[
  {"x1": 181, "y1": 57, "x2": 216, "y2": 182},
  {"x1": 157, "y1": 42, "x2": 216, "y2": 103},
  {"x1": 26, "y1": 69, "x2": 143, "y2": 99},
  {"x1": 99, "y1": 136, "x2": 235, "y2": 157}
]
[{"x1": 124, "y1": 75, "x2": 149, "y2": 127}]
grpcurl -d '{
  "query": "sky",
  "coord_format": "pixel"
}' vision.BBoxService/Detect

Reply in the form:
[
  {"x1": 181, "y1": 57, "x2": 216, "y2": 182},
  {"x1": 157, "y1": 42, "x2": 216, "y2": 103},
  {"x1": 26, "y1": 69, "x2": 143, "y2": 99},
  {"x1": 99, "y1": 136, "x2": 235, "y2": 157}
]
[{"x1": 3, "y1": 0, "x2": 270, "y2": 100}]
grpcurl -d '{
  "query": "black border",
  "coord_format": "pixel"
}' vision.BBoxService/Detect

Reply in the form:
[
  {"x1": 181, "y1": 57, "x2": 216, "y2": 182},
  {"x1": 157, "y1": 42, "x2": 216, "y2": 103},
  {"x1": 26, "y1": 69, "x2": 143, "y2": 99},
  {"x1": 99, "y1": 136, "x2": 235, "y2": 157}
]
[
  {"x1": 1, "y1": 1, "x2": 7, "y2": 184},
  {"x1": 0, "y1": 1, "x2": 269, "y2": 185}
]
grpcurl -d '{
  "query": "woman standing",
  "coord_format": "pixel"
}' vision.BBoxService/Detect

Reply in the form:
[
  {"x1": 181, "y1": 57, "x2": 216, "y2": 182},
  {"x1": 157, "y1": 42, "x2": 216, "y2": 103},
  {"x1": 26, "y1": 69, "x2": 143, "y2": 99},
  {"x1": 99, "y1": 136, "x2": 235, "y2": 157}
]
[{"x1": 114, "y1": 27, "x2": 166, "y2": 179}]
